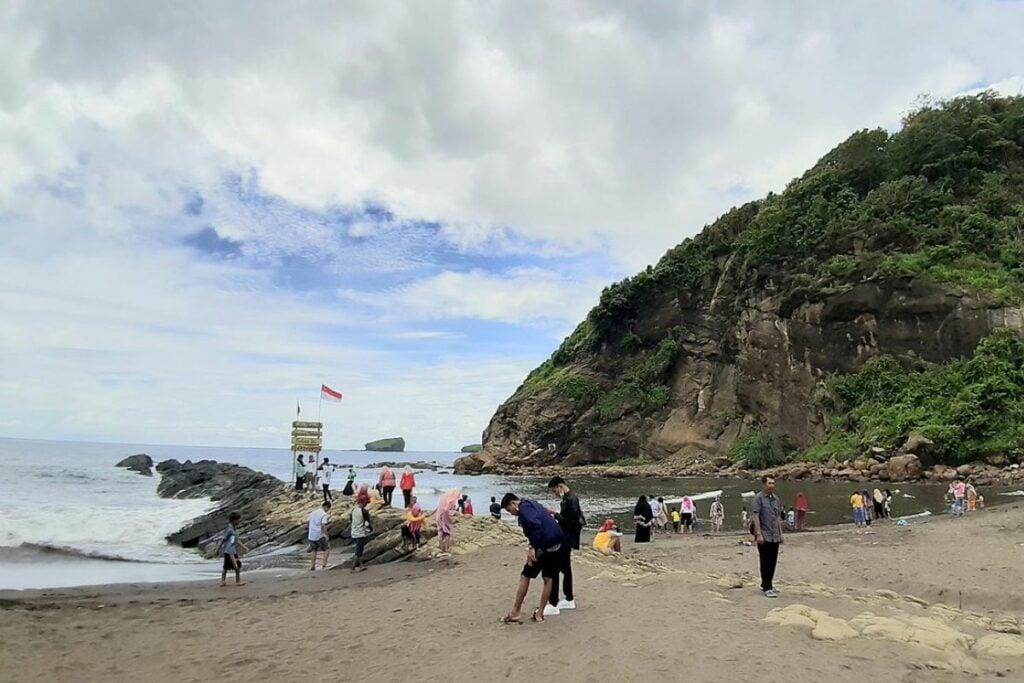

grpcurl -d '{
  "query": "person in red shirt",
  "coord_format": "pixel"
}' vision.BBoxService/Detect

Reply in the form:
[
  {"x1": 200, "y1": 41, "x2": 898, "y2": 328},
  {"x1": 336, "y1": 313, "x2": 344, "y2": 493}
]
[{"x1": 400, "y1": 466, "x2": 416, "y2": 508}]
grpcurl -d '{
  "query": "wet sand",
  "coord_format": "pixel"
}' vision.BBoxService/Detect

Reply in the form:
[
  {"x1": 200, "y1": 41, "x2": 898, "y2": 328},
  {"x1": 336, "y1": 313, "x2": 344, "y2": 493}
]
[{"x1": 3, "y1": 506, "x2": 1024, "y2": 681}]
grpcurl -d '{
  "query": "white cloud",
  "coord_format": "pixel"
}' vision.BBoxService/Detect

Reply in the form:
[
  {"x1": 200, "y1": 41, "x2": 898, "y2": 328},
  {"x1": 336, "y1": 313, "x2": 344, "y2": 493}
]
[
  {"x1": 343, "y1": 268, "x2": 605, "y2": 327},
  {"x1": 1, "y1": 1, "x2": 1023, "y2": 448}
]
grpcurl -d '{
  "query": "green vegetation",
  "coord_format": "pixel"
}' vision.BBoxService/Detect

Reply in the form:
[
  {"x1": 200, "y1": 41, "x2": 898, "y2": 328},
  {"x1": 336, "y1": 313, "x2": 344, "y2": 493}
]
[
  {"x1": 551, "y1": 92, "x2": 1024, "y2": 362},
  {"x1": 611, "y1": 456, "x2": 654, "y2": 467},
  {"x1": 729, "y1": 429, "x2": 789, "y2": 470},
  {"x1": 596, "y1": 337, "x2": 679, "y2": 419},
  {"x1": 806, "y1": 329, "x2": 1024, "y2": 463}
]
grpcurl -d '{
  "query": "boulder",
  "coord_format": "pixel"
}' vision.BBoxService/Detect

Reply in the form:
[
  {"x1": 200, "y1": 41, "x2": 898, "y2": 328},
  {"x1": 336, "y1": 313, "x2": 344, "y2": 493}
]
[
  {"x1": 887, "y1": 454, "x2": 923, "y2": 481},
  {"x1": 852, "y1": 458, "x2": 869, "y2": 471},
  {"x1": 116, "y1": 453, "x2": 154, "y2": 476},
  {"x1": 364, "y1": 437, "x2": 406, "y2": 452},
  {"x1": 941, "y1": 469, "x2": 958, "y2": 482},
  {"x1": 900, "y1": 433, "x2": 937, "y2": 466},
  {"x1": 986, "y1": 454, "x2": 1009, "y2": 467},
  {"x1": 956, "y1": 464, "x2": 974, "y2": 476},
  {"x1": 712, "y1": 456, "x2": 732, "y2": 469}
]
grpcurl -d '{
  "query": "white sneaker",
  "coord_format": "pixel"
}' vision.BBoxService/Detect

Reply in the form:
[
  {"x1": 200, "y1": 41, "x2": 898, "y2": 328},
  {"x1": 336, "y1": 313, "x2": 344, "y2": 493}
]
[
  {"x1": 556, "y1": 599, "x2": 576, "y2": 610},
  {"x1": 542, "y1": 604, "x2": 560, "y2": 617}
]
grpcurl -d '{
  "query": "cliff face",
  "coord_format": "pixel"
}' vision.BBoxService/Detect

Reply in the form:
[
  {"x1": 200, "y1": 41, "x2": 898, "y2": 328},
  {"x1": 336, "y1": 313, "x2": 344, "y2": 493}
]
[{"x1": 457, "y1": 94, "x2": 1024, "y2": 473}]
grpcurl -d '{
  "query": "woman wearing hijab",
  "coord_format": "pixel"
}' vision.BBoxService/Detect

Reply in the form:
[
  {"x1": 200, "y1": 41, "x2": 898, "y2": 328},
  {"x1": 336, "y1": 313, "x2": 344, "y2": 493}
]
[
  {"x1": 378, "y1": 465, "x2": 397, "y2": 507},
  {"x1": 342, "y1": 467, "x2": 356, "y2": 496},
  {"x1": 634, "y1": 496, "x2": 653, "y2": 543},
  {"x1": 401, "y1": 503, "x2": 426, "y2": 550},
  {"x1": 592, "y1": 519, "x2": 622, "y2": 553},
  {"x1": 356, "y1": 483, "x2": 371, "y2": 507},
  {"x1": 680, "y1": 496, "x2": 696, "y2": 533},
  {"x1": 400, "y1": 466, "x2": 416, "y2": 508},
  {"x1": 437, "y1": 489, "x2": 460, "y2": 553},
  {"x1": 795, "y1": 492, "x2": 808, "y2": 530},
  {"x1": 872, "y1": 489, "x2": 885, "y2": 520}
]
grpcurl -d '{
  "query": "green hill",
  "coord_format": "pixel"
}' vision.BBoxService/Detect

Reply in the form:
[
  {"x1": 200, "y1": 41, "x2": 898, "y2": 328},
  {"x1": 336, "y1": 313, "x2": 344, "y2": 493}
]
[{"x1": 459, "y1": 93, "x2": 1024, "y2": 473}]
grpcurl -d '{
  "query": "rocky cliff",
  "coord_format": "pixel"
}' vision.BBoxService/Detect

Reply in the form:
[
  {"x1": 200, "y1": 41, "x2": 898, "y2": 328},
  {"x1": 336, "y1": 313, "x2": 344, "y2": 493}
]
[
  {"x1": 365, "y1": 437, "x2": 405, "y2": 452},
  {"x1": 458, "y1": 93, "x2": 1024, "y2": 474}
]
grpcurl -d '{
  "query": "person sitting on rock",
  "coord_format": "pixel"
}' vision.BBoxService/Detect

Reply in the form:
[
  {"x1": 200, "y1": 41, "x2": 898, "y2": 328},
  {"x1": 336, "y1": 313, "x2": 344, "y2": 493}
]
[{"x1": 401, "y1": 503, "x2": 425, "y2": 551}]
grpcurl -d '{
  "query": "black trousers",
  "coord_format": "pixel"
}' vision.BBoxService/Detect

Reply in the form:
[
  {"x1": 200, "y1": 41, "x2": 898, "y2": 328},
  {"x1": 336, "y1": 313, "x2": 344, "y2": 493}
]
[
  {"x1": 757, "y1": 541, "x2": 780, "y2": 591},
  {"x1": 382, "y1": 485, "x2": 395, "y2": 506},
  {"x1": 402, "y1": 488, "x2": 413, "y2": 508},
  {"x1": 549, "y1": 544, "x2": 574, "y2": 605},
  {"x1": 322, "y1": 484, "x2": 332, "y2": 504}
]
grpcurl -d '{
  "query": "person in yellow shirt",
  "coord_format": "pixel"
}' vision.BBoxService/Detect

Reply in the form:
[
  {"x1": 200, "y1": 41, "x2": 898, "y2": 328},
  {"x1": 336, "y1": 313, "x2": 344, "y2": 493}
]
[
  {"x1": 670, "y1": 509, "x2": 681, "y2": 533},
  {"x1": 592, "y1": 519, "x2": 622, "y2": 553},
  {"x1": 850, "y1": 490, "x2": 865, "y2": 526}
]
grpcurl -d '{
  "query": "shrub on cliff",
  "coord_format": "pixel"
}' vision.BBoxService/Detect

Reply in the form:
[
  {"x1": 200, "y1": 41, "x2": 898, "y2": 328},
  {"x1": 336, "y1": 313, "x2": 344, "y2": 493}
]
[{"x1": 812, "y1": 329, "x2": 1024, "y2": 463}]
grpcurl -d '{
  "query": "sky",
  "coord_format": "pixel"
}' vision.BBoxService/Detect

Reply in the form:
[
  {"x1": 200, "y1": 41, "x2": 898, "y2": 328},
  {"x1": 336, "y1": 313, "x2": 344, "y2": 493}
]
[{"x1": 1, "y1": 1, "x2": 1023, "y2": 451}]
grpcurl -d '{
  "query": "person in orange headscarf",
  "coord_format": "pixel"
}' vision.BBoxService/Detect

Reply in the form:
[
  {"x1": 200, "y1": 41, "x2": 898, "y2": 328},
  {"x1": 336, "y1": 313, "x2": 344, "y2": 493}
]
[
  {"x1": 592, "y1": 519, "x2": 622, "y2": 553},
  {"x1": 795, "y1": 492, "x2": 808, "y2": 530}
]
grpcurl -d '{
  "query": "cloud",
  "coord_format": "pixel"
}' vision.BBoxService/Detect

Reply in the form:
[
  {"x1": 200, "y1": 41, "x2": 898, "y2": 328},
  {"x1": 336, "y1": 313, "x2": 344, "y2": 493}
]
[
  {"x1": 1, "y1": 1, "x2": 1023, "y2": 448},
  {"x1": 344, "y1": 268, "x2": 606, "y2": 328}
]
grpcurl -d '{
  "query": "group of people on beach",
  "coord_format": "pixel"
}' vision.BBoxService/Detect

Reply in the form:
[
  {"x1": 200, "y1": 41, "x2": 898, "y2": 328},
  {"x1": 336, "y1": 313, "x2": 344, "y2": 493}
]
[
  {"x1": 849, "y1": 488, "x2": 893, "y2": 527},
  {"x1": 632, "y1": 493, "x2": 731, "y2": 541},
  {"x1": 947, "y1": 476, "x2": 984, "y2": 515}
]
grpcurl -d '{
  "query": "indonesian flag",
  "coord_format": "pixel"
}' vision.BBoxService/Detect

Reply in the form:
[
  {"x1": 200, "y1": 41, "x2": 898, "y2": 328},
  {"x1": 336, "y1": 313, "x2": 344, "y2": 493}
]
[{"x1": 321, "y1": 384, "x2": 343, "y2": 402}]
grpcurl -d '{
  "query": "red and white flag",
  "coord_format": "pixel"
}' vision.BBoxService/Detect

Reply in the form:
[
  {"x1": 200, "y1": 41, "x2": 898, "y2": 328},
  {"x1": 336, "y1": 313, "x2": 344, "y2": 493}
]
[{"x1": 320, "y1": 384, "x2": 343, "y2": 402}]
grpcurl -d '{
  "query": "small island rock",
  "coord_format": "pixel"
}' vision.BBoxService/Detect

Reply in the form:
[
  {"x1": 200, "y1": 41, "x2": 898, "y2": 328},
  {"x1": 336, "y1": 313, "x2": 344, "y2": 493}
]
[
  {"x1": 115, "y1": 454, "x2": 154, "y2": 477},
  {"x1": 365, "y1": 437, "x2": 406, "y2": 452}
]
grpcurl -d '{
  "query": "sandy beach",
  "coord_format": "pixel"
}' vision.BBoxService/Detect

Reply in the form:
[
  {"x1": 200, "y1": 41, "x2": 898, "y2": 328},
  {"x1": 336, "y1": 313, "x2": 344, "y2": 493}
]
[{"x1": 3, "y1": 506, "x2": 1024, "y2": 682}]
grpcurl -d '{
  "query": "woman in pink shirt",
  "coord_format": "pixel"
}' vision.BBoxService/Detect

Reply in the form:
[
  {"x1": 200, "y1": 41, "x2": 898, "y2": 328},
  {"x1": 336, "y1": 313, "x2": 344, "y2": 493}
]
[
  {"x1": 379, "y1": 466, "x2": 397, "y2": 507},
  {"x1": 953, "y1": 478, "x2": 967, "y2": 516}
]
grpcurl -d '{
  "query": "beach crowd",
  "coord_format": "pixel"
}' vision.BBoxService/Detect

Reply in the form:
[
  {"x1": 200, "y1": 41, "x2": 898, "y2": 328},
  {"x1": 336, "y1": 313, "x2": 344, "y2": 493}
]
[{"x1": 217, "y1": 457, "x2": 987, "y2": 621}]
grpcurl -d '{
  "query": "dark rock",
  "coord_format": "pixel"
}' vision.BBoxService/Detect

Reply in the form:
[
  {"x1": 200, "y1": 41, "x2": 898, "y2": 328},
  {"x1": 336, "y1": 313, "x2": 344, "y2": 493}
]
[
  {"x1": 887, "y1": 454, "x2": 923, "y2": 481},
  {"x1": 364, "y1": 437, "x2": 405, "y2": 452},
  {"x1": 365, "y1": 460, "x2": 439, "y2": 471},
  {"x1": 116, "y1": 454, "x2": 154, "y2": 477}
]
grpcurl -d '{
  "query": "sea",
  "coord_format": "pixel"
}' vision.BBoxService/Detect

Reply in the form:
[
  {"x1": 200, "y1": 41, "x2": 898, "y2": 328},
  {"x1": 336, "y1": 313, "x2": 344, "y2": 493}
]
[{"x1": 2, "y1": 436, "x2": 1018, "y2": 591}]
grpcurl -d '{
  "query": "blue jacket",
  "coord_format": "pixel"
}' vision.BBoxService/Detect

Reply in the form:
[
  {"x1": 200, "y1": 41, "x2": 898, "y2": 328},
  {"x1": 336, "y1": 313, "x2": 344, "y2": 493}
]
[{"x1": 517, "y1": 499, "x2": 564, "y2": 550}]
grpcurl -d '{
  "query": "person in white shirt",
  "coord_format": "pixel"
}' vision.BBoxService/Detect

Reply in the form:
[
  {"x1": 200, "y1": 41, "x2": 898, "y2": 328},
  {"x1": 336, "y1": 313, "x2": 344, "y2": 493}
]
[
  {"x1": 319, "y1": 457, "x2": 334, "y2": 504},
  {"x1": 350, "y1": 499, "x2": 371, "y2": 573},
  {"x1": 305, "y1": 456, "x2": 318, "y2": 495},
  {"x1": 307, "y1": 501, "x2": 331, "y2": 570},
  {"x1": 649, "y1": 496, "x2": 663, "y2": 532}
]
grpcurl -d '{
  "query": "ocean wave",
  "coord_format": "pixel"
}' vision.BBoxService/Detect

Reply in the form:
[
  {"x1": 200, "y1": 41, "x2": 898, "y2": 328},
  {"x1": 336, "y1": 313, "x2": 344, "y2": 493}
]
[{"x1": 0, "y1": 543, "x2": 158, "y2": 564}]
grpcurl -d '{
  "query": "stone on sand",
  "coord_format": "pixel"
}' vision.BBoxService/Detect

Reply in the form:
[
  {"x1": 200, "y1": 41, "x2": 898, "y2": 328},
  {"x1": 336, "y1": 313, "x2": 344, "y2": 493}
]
[
  {"x1": 974, "y1": 633, "x2": 1024, "y2": 658},
  {"x1": 812, "y1": 615, "x2": 858, "y2": 641}
]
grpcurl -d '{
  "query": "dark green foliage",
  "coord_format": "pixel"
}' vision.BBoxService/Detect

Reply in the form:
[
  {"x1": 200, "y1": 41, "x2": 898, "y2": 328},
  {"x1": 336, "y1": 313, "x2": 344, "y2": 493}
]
[
  {"x1": 596, "y1": 337, "x2": 679, "y2": 419},
  {"x1": 578, "y1": 92, "x2": 1024, "y2": 348},
  {"x1": 729, "y1": 429, "x2": 789, "y2": 469},
  {"x1": 811, "y1": 330, "x2": 1024, "y2": 463}
]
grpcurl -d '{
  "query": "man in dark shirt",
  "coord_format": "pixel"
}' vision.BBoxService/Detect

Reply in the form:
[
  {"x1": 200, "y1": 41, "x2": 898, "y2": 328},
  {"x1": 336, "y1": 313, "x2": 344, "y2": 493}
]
[
  {"x1": 751, "y1": 475, "x2": 784, "y2": 598},
  {"x1": 500, "y1": 493, "x2": 564, "y2": 623},
  {"x1": 547, "y1": 476, "x2": 583, "y2": 612},
  {"x1": 489, "y1": 496, "x2": 502, "y2": 520}
]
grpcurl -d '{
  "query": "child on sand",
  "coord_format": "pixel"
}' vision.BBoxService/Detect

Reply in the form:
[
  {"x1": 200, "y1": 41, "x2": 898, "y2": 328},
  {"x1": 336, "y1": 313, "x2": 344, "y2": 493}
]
[
  {"x1": 592, "y1": 519, "x2": 622, "y2": 553},
  {"x1": 216, "y1": 512, "x2": 247, "y2": 587},
  {"x1": 671, "y1": 508, "x2": 681, "y2": 533},
  {"x1": 710, "y1": 497, "x2": 725, "y2": 534},
  {"x1": 307, "y1": 501, "x2": 331, "y2": 571}
]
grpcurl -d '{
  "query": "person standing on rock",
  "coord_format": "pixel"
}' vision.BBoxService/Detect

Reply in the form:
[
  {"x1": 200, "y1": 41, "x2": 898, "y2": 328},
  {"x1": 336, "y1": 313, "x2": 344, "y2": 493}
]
[
  {"x1": 751, "y1": 476, "x2": 783, "y2": 598},
  {"x1": 319, "y1": 457, "x2": 334, "y2": 504},
  {"x1": 547, "y1": 476, "x2": 583, "y2": 612},
  {"x1": 499, "y1": 492, "x2": 564, "y2": 623},
  {"x1": 378, "y1": 465, "x2": 396, "y2": 507},
  {"x1": 350, "y1": 497, "x2": 371, "y2": 572},
  {"x1": 307, "y1": 501, "x2": 331, "y2": 571},
  {"x1": 304, "y1": 456, "x2": 317, "y2": 495},
  {"x1": 400, "y1": 465, "x2": 416, "y2": 508},
  {"x1": 294, "y1": 455, "x2": 306, "y2": 491},
  {"x1": 343, "y1": 467, "x2": 356, "y2": 496}
]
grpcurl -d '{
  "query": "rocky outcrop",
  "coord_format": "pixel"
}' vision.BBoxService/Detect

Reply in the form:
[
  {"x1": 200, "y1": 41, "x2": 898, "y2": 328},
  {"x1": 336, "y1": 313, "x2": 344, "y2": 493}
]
[
  {"x1": 460, "y1": 444, "x2": 483, "y2": 453},
  {"x1": 460, "y1": 279, "x2": 1021, "y2": 473},
  {"x1": 155, "y1": 459, "x2": 279, "y2": 501},
  {"x1": 365, "y1": 460, "x2": 440, "y2": 470},
  {"x1": 115, "y1": 454, "x2": 154, "y2": 476},
  {"x1": 364, "y1": 437, "x2": 405, "y2": 452}
]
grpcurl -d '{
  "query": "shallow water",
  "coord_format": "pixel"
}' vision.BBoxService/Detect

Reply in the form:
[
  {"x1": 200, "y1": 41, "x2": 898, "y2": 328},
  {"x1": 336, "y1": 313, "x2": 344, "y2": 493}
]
[{"x1": 0, "y1": 436, "x2": 1013, "y2": 589}]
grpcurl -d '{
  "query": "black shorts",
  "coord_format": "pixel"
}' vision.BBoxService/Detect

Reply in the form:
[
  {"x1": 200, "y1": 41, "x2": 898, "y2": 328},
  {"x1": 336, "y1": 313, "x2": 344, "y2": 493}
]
[
  {"x1": 308, "y1": 537, "x2": 328, "y2": 552},
  {"x1": 681, "y1": 513, "x2": 693, "y2": 525},
  {"x1": 354, "y1": 537, "x2": 367, "y2": 558},
  {"x1": 223, "y1": 553, "x2": 240, "y2": 571},
  {"x1": 520, "y1": 546, "x2": 561, "y2": 580}
]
